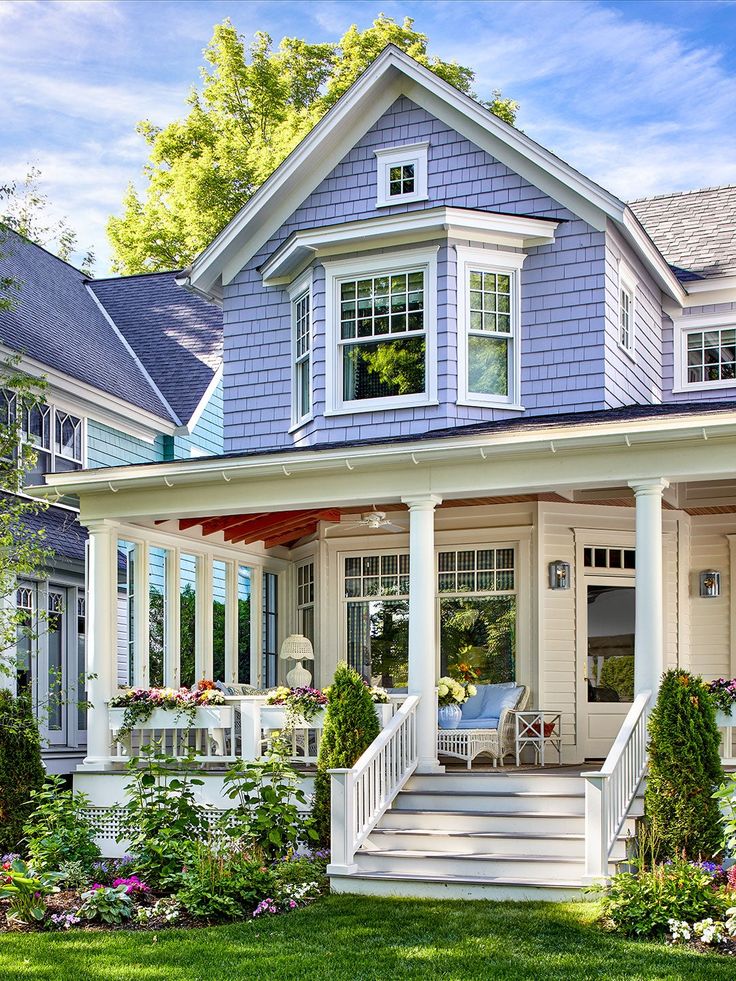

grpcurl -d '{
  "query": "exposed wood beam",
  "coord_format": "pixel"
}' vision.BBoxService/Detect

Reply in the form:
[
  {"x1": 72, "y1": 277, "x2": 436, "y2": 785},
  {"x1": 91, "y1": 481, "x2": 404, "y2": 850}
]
[
  {"x1": 262, "y1": 510, "x2": 341, "y2": 548},
  {"x1": 179, "y1": 517, "x2": 208, "y2": 531},
  {"x1": 227, "y1": 509, "x2": 333, "y2": 544},
  {"x1": 199, "y1": 513, "x2": 264, "y2": 536}
]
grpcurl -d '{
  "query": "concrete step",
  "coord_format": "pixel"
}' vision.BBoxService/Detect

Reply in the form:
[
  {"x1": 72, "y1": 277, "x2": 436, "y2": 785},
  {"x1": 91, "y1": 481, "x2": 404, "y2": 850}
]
[
  {"x1": 393, "y1": 789, "x2": 587, "y2": 814},
  {"x1": 354, "y1": 847, "x2": 587, "y2": 880},
  {"x1": 330, "y1": 869, "x2": 585, "y2": 901},
  {"x1": 365, "y1": 827, "x2": 628, "y2": 860}
]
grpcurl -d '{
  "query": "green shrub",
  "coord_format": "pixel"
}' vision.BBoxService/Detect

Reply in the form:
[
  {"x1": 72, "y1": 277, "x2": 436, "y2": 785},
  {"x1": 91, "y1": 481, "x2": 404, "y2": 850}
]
[
  {"x1": 313, "y1": 663, "x2": 380, "y2": 845},
  {"x1": 78, "y1": 884, "x2": 133, "y2": 925},
  {"x1": 175, "y1": 844, "x2": 275, "y2": 920},
  {"x1": 23, "y1": 775, "x2": 101, "y2": 871},
  {"x1": 221, "y1": 746, "x2": 317, "y2": 860},
  {"x1": 120, "y1": 749, "x2": 208, "y2": 887},
  {"x1": 0, "y1": 690, "x2": 45, "y2": 853},
  {"x1": 599, "y1": 859, "x2": 731, "y2": 937},
  {"x1": 645, "y1": 670, "x2": 724, "y2": 859},
  {"x1": 599, "y1": 656, "x2": 634, "y2": 701}
]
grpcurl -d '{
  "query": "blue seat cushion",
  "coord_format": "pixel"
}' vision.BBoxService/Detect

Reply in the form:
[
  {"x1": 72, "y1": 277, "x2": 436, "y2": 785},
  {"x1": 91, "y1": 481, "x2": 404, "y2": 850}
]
[
  {"x1": 459, "y1": 683, "x2": 521, "y2": 727},
  {"x1": 457, "y1": 716, "x2": 500, "y2": 730}
]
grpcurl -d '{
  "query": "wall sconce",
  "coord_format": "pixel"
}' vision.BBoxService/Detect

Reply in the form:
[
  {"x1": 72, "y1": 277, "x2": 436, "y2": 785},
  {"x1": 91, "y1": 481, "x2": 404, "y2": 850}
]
[
  {"x1": 548, "y1": 560, "x2": 571, "y2": 590},
  {"x1": 699, "y1": 570, "x2": 721, "y2": 598}
]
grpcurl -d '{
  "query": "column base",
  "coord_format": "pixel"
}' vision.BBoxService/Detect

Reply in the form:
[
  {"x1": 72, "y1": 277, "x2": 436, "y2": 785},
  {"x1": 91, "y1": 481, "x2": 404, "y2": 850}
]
[{"x1": 416, "y1": 761, "x2": 446, "y2": 775}]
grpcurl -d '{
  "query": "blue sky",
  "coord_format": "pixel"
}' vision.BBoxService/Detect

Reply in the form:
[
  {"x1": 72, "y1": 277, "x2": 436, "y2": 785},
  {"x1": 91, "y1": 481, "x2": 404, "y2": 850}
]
[{"x1": 2, "y1": 0, "x2": 735, "y2": 273}]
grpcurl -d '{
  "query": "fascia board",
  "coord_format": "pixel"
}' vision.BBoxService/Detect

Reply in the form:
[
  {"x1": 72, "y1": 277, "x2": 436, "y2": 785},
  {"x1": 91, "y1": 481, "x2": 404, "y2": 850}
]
[
  {"x1": 619, "y1": 210, "x2": 686, "y2": 304},
  {"x1": 185, "y1": 363, "x2": 224, "y2": 433},
  {"x1": 0, "y1": 344, "x2": 176, "y2": 443}
]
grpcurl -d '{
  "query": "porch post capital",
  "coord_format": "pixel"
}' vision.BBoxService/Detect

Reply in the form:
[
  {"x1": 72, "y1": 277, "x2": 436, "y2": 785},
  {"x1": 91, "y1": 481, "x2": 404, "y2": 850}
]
[
  {"x1": 628, "y1": 478, "x2": 669, "y2": 497},
  {"x1": 82, "y1": 518, "x2": 120, "y2": 536},
  {"x1": 401, "y1": 494, "x2": 443, "y2": 510}
]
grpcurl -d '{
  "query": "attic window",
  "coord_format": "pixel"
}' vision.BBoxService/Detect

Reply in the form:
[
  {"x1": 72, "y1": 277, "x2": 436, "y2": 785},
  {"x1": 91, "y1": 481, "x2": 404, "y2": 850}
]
[{"x1": 374, "y1": 143, "x2": 428, "y2": 208}]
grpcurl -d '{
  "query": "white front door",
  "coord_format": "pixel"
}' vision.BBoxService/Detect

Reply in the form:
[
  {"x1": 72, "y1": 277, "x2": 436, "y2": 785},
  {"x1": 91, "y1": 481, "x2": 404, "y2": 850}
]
[{"x1": 579, "y1": 575, "x2": 635, "y2": 759}]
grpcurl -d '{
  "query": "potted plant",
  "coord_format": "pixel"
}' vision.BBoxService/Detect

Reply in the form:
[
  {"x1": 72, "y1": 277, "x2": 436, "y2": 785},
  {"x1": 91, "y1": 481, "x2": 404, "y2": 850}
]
[
  {"x1": 263, "y1": 686, "x2": 328, "y2": 730},
  {"x1": 437, "y1": 676, "x2": 476, "y2": 729}
]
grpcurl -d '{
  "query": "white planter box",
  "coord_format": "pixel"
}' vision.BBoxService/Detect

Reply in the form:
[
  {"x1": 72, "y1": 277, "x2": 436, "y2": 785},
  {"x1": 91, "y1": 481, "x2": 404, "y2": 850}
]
[
  {"x1": 716, "y1": 710, "x2": 735, "y2": 728},
  {"x1": 109, "y1": 705, "x2": 232, "y2": 731},
  {"x1": 260, "y1": 702, "x2": 393, "y2": 731}
]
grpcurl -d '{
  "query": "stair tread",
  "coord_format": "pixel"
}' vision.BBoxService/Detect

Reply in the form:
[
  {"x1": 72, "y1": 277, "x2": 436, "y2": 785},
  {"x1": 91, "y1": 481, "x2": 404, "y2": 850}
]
[
  {"x1": 371, "y1": 828, "x2": 587, "y2": 841},
  {"x1": 332, "y1": 869, "x2": 586, "y2": 888},
  {"x1": 358, "y1": 848, "x2": 585, "y2": 864},
  {"x1": 391, "y1": 808, "x2": 588, "y2": 818},
  {"x1": 402, "y1": 790, "x2": 586, "y2": 798}
]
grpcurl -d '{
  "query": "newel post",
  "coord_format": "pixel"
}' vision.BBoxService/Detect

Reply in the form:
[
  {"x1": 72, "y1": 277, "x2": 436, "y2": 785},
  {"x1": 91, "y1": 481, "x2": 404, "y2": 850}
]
[
  {"x1": 583, "y1": 773, "x2": 608, "y2": 881},
  {"x1": 326, "y1": 768, "x2": 357, "y2": 875},
  {"x1": 83, "y1": 519, "x2": 119, "y2": 767}
]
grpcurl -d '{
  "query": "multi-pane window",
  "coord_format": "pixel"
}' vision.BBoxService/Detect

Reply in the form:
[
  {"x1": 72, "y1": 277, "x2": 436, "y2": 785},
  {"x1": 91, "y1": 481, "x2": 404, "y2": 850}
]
[
  {"x1": 344, "y1": 554, "x2": 410, "y2": 686},
  {"x1": 686, "y1": 328, "x2": 736, "y2": 385},
  {"x1": 583, "y1": 546, "x2": 636, "y2": 571},
  {"x1": 15, "y1": 585, "x2": 34, "y2": 693},
  {"x1": 339, "y1": 270, "x2": 426, "y2": 403},
  {"x1": 1, "y1": 390, "x2": 84, "y2": 478},
  {"x1": 466, "y1": 268, "x2": 513, "y2": 398},
  {"x1": 438, "y1": 548, "x2": 517, "y2": 685},
  {"x1": 292, "y1": 288, "x2": 311, "y2": 424},
  {"x1": 389, "y1": 163, "x2": 415, "y2": 197},
  {"x1": 296, "y1": 562, "x2": 315, "y2": 644},
  {"x1": 619, "y1": 285, "x2": 633, "y2": 351}
]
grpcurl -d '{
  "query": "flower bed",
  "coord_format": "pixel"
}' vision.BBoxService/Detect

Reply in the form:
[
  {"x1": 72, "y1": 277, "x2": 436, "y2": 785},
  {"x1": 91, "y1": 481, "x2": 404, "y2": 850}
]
[{"x1": 108, "y1": 681, "x2": 226, "y2": 739}]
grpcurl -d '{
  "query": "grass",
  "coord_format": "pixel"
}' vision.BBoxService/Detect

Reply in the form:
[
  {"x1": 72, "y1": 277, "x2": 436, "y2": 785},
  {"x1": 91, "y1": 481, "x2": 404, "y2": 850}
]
[{"x1": 0, "y1": 896, "x2": 730, "y2": 980}]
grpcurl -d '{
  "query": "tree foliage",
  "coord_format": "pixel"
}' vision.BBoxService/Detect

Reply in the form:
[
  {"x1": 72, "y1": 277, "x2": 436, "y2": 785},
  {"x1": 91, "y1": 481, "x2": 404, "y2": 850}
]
[
  {"x1": 0, "y1": 689, "x2": 45, "y2": 853},
  {"x1": 313, "y1": 663, "x2": 380, "y2": 844},
  {"x1": 644, "y1": 670, "x2": 724, "y2": 859},
  {"x1": 108, "y1": 15, "x2": 518, "y2": 273}
]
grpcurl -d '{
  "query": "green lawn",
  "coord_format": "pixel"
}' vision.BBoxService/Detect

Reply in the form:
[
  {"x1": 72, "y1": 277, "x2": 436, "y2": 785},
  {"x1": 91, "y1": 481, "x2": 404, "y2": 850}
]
[{"x1": 0, "y1": 896, "x2": 729, "y2": 981}]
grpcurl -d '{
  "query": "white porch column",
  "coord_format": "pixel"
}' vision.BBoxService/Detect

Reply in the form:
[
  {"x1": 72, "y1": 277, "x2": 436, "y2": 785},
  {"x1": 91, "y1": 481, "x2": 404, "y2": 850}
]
[
  {"x1": 84, "y1": 519, "x2": 119, "y2": 766},
  {"x1": 629, "y1": 478, "x2": 669, "y2": 697},
  {"x1": 403, "y1": 494, "x2": 443, "y2": 774}
]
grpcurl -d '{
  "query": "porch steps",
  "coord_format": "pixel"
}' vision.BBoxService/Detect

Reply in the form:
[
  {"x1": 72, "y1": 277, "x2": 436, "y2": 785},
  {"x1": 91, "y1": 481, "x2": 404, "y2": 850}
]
[{"x1": 329, "y1": 770, "x2": 642, "y2": 901}]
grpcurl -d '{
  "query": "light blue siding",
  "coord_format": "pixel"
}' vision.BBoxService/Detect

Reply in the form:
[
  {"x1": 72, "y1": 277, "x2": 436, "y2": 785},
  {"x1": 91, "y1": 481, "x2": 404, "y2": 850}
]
[
  {"x1": 87, "y1": 420, "x2": 163, "y2": 468},
  {"x1": 173, "y1": 381, "x2": 224, "y2": 458},
  {"x1": 222, "y1": 96, "x2": 608, "y2": 453}
]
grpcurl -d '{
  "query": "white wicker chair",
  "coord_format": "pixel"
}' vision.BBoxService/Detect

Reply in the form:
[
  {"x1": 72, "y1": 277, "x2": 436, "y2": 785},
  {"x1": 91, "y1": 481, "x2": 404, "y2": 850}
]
[{"x1": 437, "y1": 685, "x2": 529, "y2": 769}]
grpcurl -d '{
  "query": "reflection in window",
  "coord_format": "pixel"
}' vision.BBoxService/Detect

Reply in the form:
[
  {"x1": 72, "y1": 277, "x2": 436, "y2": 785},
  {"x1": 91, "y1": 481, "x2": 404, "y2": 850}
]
[
  {"x1": 345, "y1": 554, "x2": 410, "y2": 685},
  {"x1": 149, "y1": 547, "x2": 166, "y2": 688},
  {"x1": 262, "y1": 573, "x2": 278, "y2": 688},
  {"x1": 16, "y1": 585, "x2": 34, "y2": 694},
  {"x1": 238, "y1": 566, "x2": 251, "y2": 685},
  {"x1": 466, "y1": 269, "x2": 513, "y2": 399},
  {"x1": 686, "y1": 328, "x2": 736, "y2": 385},
  {"x1": 212, "y1": 560, "x2": 226, "y2": 683},
  {"x1": 587, "y1": 585, "x2": 635, "y2": 703},
  {"x1": 180, "y1": 553, "x2": 197, "y2": 689},
  {"x1": 297, "y1": 562, "x2": 315, "y2": 645}
]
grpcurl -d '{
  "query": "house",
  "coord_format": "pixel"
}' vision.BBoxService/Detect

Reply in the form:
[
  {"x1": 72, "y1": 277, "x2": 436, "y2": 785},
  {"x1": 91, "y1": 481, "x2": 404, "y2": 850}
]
[
  {"x1": 29, "y1": 46, "x2": 736, "y2": 897},
  {"x1": 0, "y1": 231, "x2": 223, "y2": 772}
]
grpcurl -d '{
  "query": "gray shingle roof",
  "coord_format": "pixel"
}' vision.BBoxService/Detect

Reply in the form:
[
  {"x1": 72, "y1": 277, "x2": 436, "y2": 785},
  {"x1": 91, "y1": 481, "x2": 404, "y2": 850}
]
[
  {"x1": 0, "y1": 231, "x2": 223, "y2": 426},
  {"x1": 90, "y1": 272, "x2": 222, "y2": 426},
  {"x1": 0, "y1": 231, "x2": 170, "y2": 418},
  {"x1": 629, "y1": 186, "x2": 736, "y2": 282}
]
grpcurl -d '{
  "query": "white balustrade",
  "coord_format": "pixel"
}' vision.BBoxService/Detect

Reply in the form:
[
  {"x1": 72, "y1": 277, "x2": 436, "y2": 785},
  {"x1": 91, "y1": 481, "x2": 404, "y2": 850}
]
[
  {"x1": 582, "y1": 690, "x2": 651, "y2": 881},
  {"x1": 328, "y1": 695, "x2": 419, "y2": 875}
]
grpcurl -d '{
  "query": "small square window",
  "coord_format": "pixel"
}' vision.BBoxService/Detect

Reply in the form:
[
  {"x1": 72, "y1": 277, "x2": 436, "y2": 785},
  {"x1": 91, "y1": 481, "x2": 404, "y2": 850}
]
[{"x1": 375, "y1": 143, "x2": 428, "y2": 208}]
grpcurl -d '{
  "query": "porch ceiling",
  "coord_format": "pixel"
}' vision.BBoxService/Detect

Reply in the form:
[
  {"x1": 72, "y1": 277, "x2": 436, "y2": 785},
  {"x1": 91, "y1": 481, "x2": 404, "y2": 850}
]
[{"x1": 175, "y1": 508, "x2": 342, "y2": 548}]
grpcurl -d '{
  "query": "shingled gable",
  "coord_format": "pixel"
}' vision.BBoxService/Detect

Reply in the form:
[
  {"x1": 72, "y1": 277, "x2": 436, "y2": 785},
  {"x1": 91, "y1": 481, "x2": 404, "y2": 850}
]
[{"x1": 182, "y1": 44, "x2": 683, "y2": 304}]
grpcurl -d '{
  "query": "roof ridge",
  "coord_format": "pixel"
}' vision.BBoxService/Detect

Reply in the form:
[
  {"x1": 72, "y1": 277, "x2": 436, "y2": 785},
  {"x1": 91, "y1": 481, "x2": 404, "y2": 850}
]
[
  {"x1": 0, "y1": 226, "x2": 88, "y2": 277},
  {"x1": 629, "y1": 184, "x2": 736, "y2": 204}
]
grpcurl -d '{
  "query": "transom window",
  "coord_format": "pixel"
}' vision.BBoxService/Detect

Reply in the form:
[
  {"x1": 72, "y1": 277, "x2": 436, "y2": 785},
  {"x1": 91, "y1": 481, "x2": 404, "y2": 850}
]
[
  {"x1": 291, "y1": 285, "x2": 312, "y2": 426},
  {"x1": 686, "y1": 328, "x2": 736, "y2": 385},
  {"x1": 583, "y1": 546, "x2": 635, "y2": 571},
  {"x1": 374, "y1": 142, "x2": 428, "y2": 208},
  {"x1": 438, "y1": 548, "x2": 515, "y2": 593},
  {"x1": 457, "y1": 247, "x2": 523, "y2": 407},
  {"x1": 326, "y1": 250, "x2": 437, "y2": 413},
  {"x1": 345, "y1": 553, "x2": 410, "y2": 598}
]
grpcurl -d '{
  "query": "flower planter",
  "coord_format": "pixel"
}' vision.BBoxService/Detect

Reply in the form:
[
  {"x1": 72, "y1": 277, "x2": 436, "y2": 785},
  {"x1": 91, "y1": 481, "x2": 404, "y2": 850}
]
[
  {"x1": 260, "y1": 703, "x2": 393, "y2": 730},
  {"x1": 109, "y1": 704, "x2": 233, "y2": 757},
  {"x1": 438, "y1": 704, "x2": 462, "y2": 729}
]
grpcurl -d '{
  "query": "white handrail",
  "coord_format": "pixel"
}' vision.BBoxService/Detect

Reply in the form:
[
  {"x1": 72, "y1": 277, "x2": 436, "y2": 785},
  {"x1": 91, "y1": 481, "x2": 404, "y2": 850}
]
[
  {"x1": 328, "y1": 695, "x2": 419, "y2": 874},
  {"x1": 582, "y1": 690, "x2": 651, "y2": 881}
]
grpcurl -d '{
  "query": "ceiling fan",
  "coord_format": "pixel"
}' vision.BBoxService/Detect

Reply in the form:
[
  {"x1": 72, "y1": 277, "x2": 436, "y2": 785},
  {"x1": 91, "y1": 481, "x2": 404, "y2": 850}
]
[{"x1": 331, "y1": 507, "x2": 406, "y2": 533}]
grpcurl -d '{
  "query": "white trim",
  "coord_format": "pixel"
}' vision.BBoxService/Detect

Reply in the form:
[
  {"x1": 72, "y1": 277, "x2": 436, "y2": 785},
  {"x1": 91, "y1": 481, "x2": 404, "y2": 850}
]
[
  {"x1": 288, "y1": 270, "x2": 314, "y2": 430},
  {"x1": 456, "y1": 246, "x2": 526, "y2": 409},
  {"x1": 85, "y1": 285, "x2": 182, "y2": 426},
  {"x1": 0, "y1": 344, "x2": 176, "y2": 443},
  {"x1": 188, "y1": 46, "x2": 683, "y2": 300},
  {"x1": 185, "y1": 364, "x2": 223, "y2": 433},
  {"x1": 617, "y1": 261, "x2": 637, "y2": 360},
  {"x1": 324, "y1": 246, "x2": 438, "y2": 415},
  {"x1": 260, "y1": 207, "x2": 557, "y2": 286},
  {"x1": 673, "y1": 317, "x2": 736, "y2": 393},
  {"x1": 684, "y1": 274, "x2": 736, "y2": 295},
  {"x1": 374, "y1": 142, "x2": 428, "y2": 208}
]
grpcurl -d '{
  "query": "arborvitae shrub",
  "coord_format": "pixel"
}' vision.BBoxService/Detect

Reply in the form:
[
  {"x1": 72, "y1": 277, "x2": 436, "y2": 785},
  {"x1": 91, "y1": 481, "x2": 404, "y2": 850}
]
[
  {"x1": 645, "y1": 669, "x2": 724, "y2": 859},
  {"x1": 0, "y1": 689, "x2": 45, "y2": 853},
  {"x1": 313, "y1": 663, "x2": 380, "y2": 845}
]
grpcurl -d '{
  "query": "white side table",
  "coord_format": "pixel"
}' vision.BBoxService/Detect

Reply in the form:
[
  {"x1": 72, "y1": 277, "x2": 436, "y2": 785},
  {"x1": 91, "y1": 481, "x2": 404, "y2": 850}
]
[{"x1": 515, "y1": 710, "x2": 562, "y2": 766}]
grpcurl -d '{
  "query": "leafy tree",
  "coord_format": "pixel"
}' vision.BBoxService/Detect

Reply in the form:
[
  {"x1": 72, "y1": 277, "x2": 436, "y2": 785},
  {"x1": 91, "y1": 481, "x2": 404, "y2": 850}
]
[
  {"x1": 1, "y1": 168, "x2": 95, "y2": 276},
  {"x1": 313, "y1": 662, "x2": 380, "y2": 844},
  {"x1": 644, "y1": 670, "x2": 724, "y2": 859},
  {"x1": 0, "y1": 689, "x2": 45, "y2": 853},
  {"x1": 108, "y1": 15, "x2": 518, "y2": 273}
]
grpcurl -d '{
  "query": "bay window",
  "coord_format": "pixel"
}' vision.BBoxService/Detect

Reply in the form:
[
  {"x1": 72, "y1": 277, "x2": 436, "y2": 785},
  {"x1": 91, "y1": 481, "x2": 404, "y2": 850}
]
[
  {"x1": 456, "y1": 246, "x2": 524, "y2": 408},
  {"x1": 325, "y1": 249, "x2": 438, "y2": 414}
]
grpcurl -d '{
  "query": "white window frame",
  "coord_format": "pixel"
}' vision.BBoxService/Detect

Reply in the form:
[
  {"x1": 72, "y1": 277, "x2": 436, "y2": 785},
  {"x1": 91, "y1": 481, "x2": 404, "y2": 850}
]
[
  {"x1": 618, "y1": 263, "x2": 636, "y2": 359},
  {"x1": 674, "y1": 311, "x2": 736, "y2": 392},
  {"x1": 324, "y1": 248, "x2": 439, "y2": 416},
  {"x1": 456, "y1": 246, "x2": 525, "y2": 410},
  {"x1": 2, "y1": 391, "x2": 87, "y2": 473},
  {"x1": 288, "y1": 270, "x2": 313, "y2": 431},
  {"x1": 374, "y1": 142, "x2": 429, "y2": 208}
]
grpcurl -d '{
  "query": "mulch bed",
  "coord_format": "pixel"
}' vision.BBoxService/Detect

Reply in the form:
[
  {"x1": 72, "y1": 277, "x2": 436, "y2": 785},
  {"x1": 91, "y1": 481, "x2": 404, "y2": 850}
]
[{"x1": 1, "y1": 892, "x2": 217, "y2": 933}]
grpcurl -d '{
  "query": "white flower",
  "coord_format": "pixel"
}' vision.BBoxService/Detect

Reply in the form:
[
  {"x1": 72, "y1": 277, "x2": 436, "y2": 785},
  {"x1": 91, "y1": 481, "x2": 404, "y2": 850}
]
[
  {"x1": 693, "y1": 918, "x2": 726, "y2": 944},
  {"x1": 466, "y1": 684, "x2": 477, "y2": 698}
]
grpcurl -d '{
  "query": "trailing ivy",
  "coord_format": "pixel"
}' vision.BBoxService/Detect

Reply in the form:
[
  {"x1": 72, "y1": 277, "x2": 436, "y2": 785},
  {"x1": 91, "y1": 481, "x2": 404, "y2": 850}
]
[
  {"x1": 313, "y1": 663, "x2": 380, "y2": 845},
  {"x1": 645, "y1": 669, "x2": 724, "y2": 859}
]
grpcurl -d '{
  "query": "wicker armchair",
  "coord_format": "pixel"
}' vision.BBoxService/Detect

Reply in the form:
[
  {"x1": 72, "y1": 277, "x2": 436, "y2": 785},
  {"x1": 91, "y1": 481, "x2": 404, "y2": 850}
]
[{"x1": 437, "y1": 684, "x2": 529, "y2": 769}]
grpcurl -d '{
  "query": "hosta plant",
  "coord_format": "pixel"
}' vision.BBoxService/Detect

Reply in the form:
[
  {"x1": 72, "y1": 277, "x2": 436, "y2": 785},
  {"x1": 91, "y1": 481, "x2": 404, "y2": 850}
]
[
  {"x1": 0, "y1": 857, "x2": 61, "y2": 924},
  {"x1": 78, "y1": 884, "x2": 134, "y2": 924}
]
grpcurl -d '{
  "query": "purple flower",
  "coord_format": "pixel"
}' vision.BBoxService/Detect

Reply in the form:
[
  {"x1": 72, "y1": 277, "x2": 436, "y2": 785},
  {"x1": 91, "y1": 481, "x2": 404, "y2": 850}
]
[{"x1": 113, "y1": 875, "x2": 150, "y2": 894}]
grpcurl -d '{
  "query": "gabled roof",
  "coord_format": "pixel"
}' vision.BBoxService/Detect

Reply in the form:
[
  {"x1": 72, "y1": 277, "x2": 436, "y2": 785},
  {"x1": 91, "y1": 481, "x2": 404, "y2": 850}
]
[
  {"x1": 89, "y1": 272, "x2": 222, "y2": 426},
  {"x1": 184, "y1": 44, "x2": 684, "y2": 304},
  {"x1": 0, "y1": 231, "x2": 223, "y2": 429},
  {"x1": 629, "y1": 186, "x2": 736, "y2": 282}
]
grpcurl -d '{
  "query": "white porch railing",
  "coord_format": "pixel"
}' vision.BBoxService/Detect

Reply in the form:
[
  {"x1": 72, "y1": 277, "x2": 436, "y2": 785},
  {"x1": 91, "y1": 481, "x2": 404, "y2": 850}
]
[
  {"x1": 582, "y1": 690, "x2": 651, "y2": 881},
  {"x1": 328, "y1": 695, "x2": 419, "y2": 875}
]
